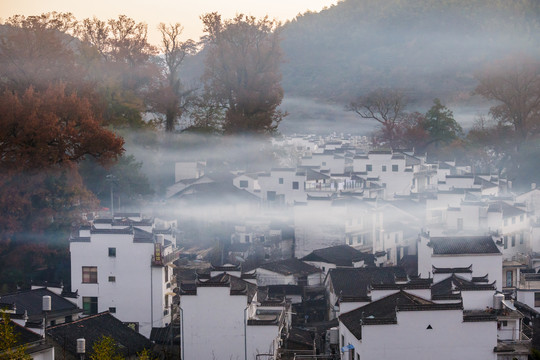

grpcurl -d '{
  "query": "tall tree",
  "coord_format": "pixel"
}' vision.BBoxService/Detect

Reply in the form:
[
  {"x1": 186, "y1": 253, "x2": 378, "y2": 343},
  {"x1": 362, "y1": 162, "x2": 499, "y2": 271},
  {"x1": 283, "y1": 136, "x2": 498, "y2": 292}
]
[
  {"x1": 0, "y1": 85, "x2": 124, "y2": 238},
  {"x1": 149, "y1": 23, "x2": 196, "y2": 132},
  {"x1": 79, "y1": 15, "x2": 157, "y2": 129},
  {"x1": 200, "y1": 13, "x2": 285, "y2": 134},
  {"x1": 422, "y1": 98, "x2": 462, "y2": 149},
  {"x1": 348, "y1": 88, "x2": 408, "y2": 147},
  {"x1": 474, "y1": 57, "x2": 540, "y2": 141},
  {"x1": 0, "y1": 12, "x2": 80, "y2": 92}
]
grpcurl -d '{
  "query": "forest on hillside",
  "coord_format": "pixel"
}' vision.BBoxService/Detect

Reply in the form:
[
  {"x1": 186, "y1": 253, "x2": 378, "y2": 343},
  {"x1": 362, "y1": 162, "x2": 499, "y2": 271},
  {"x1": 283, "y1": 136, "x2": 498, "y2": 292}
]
[{"x1": 280, "y1": 0, "x2": 540, "y2": 103}]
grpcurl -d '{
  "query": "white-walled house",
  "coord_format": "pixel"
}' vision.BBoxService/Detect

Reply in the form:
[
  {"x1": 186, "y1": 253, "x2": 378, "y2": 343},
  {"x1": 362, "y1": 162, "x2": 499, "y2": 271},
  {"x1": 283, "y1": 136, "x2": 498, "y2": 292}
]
[
  {"x1": 256, "y1": 258, "x2": 323, "y2": 287},
  {"x1": 417, "y1": 234, "x2": 503, "y2": 291},
  {"x1": 257, "y1": 168, "x2": 308, "y2": 206},
  {"x1": 70, "y1": 217, "x2": 179, "y2": 338},
  {"x1": 338, "y1": 291, "x2": 497, "y2": 360},
  {"x1": 325, "y1": 267, "x2": 409, "y2": 320},
  {"x1": 179, "y1": 272, "x2": 288, "y2": 360},
  {"x1": 302, "y1": 244, "x2": 375, "y2": 275}
]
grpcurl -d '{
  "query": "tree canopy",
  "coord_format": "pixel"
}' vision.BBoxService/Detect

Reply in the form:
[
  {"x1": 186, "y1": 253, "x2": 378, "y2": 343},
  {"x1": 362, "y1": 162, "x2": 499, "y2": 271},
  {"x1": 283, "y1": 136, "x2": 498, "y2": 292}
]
[{"x1": 201, "y1": 13, "x2": 285, "y2": 134}]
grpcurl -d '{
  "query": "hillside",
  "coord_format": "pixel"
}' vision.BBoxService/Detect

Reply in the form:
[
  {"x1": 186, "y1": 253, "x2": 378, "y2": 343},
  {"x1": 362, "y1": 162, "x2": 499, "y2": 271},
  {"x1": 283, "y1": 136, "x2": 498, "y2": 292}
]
[{"x1": 280, "y1": 0, "x2": 540, "y2": 103}]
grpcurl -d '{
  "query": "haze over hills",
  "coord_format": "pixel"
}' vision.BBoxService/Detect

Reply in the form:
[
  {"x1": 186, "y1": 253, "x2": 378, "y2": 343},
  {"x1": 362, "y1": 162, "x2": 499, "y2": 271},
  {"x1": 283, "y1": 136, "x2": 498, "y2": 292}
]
[
  {"x1": 274, "y1": 0, "x2": 540, "y2": 133},
  {"x1": 280, "y1": 0, "x2": 540, "y2": 102}
]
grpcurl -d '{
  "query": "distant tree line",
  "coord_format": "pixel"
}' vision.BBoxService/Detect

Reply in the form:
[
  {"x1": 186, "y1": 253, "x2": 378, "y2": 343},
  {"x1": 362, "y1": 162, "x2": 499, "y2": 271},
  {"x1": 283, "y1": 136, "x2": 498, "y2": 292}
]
[{"x1": 349, "y1": 55, "x2": 540, "y2": 189}]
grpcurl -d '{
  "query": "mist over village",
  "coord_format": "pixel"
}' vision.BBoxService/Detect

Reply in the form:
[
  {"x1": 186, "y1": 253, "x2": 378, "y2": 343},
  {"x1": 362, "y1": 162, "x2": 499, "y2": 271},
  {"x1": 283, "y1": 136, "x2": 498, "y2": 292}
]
[{"x1": 1, "y1": 0, "x2": 540, "y2": 359}]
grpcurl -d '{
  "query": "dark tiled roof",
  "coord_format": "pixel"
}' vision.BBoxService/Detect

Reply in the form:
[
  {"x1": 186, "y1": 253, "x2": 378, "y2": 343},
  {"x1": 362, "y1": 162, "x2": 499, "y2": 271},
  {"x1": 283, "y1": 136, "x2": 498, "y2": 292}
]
[
  {"x1": 328, "y1": 267, "x2": 408, "y2": 299},
  {"x1": 1, "y1": 319, "x2": 42, "y2": 345},
  {"x1": 133, "y1": 227, "x2": 153, "y2": 242},
  {"x1": 47, "y1": 312, "x2": 151, "y2": 357},
  {"x1": 431, "y1": 274, "x2": 496, "y2": 300},
  {"x1": 340, "y1": 291, "x2": 457, "y2": 338},
  {"x1": 302, "y1": 245, "x2": 375, "y2": 267},
  {"x1": 428, "y1": 236, "x2": 501, "y2": 255},
  {"x1": 259, "y1": 258, "x2": 321, "y2": 276},
  {"x1": 265, "y1": 285, "x2": 303, "y2": 297},
  {"x1": 287, "y1": 327, "x2": 315, "y2": 348},
  {"x1": 183, "y1": 273, "x2": 258, "y2": 301},
  {"x1": 0, "y1": 288, "x2": 80, "y2": 321},
  {"x1": 432, "y1": 265, "x2": 472, "y2": 274}
]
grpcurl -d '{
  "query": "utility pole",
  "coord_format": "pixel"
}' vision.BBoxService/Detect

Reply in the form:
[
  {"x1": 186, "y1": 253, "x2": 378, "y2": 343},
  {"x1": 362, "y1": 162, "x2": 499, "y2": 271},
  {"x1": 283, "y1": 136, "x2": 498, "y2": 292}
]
[{"x1": 106, "y1": 174, "x2": 117, "y2": 217}]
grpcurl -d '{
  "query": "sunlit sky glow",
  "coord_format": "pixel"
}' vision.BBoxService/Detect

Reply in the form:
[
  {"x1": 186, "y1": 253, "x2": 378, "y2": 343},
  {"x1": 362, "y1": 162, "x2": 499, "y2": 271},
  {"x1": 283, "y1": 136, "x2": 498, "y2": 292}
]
[{"x1": 0, "y1": 0, "x2": 339, "y2": 45}]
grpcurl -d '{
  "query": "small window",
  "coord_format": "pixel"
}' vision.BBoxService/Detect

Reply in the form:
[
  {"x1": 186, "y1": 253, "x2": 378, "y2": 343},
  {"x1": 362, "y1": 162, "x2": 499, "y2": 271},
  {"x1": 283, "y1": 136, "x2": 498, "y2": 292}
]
[
  {"x1": 535, "y1": 292, "x2": 540, "y2": 307},
  {"x1": 82, "y1": 266, "x2": 97, "y2": 283},
  {"x1": 382, "y1": 165, "x2": 386, "y2": 172},
  {"x1": 83, "y1": 297, "x2": 98, "y2": 315},
  {"x1": 366, "y1": 164, "x2": 372, "y2": 172},
  {"x1": 279, "y1": 178, "x2": 283, "y2": 184},
  {"x1": 392, "y1": 164, "x2": 398, "y2": 172},
  {"x1": 108, "y1": 276, "x2": 116, "y2": 282},
  {"x1": 109, "y1": 307, "x2": 116, "y2": 313},
  {"x1": 506, "y1": 271, "x2": 513, "y2": 287},
  {"x1": 503, "y1": 236, "x2": 508, "y2": 249},
  {"x1": 292, "y1": 181, "x2": 299, "y2": 190},
  {"x1": 239, "y1": 180, "x2": 249, "y2": 188},
  {"x1": 520, "y1": 233, "x2": 524, "y2": 244},
  {"x1": 108, "y1": 247, "x2": 116, "y2": 257},
  {"x1": 395, "y1": 233, "x2": 399, "y2": 244},
  {"x1": 511, "y1": 236, "x2": 516, "y2": 247}
]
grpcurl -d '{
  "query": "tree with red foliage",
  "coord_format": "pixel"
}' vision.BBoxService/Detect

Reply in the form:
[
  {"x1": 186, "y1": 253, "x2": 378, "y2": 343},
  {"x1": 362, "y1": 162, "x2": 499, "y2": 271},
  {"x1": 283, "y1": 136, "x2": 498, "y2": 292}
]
[{"x1": 0, "y1": 85, "x2": 124, "y2": 238}]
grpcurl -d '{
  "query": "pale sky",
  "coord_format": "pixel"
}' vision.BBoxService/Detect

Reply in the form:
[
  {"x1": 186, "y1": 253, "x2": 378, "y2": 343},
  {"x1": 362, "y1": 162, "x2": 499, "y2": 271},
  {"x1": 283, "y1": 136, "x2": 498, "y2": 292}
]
[{"x1": 0, "y1": 0, "x2": 339, "y2": 45}]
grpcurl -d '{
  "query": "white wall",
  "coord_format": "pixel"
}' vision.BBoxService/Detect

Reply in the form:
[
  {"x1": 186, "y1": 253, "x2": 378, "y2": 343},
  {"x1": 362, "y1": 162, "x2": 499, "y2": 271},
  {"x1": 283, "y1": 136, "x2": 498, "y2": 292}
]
[
  {"x1": 182, "y1": 287, "x2": 247, "y2": 360},
  {"x1": 461, "y1": 290, "x2": 496, "y2": 310},
  {"x1": 340, "y1": 309, "x2": 496, "y2": 360},
  {"x1": 70, "y1": 231, "x2": 171, "y2": 338}
]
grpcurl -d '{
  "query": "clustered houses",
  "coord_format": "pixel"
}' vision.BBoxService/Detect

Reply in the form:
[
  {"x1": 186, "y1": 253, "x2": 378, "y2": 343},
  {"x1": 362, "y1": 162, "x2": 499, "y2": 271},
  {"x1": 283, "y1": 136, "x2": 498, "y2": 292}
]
[{"x1": 10, "y1": 135, "x2": 540, "y2": 359}]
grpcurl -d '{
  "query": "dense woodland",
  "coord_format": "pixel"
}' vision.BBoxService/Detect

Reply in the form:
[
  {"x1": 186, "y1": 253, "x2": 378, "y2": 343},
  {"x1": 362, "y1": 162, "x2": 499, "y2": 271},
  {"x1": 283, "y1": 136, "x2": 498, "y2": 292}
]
[{"x1": 0, "y1": 0, "x2": 540, "y2": 290}]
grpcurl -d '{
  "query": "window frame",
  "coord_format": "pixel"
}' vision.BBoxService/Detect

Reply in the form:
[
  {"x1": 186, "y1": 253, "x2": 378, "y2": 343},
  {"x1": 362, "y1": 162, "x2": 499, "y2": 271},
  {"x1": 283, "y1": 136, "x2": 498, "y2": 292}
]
[
  {"x1": 83, "y1": 296, "x2": 98, "y2": 315},
  {"x1": 82, "y1": 266, "x2": 98, "y2": 284}
]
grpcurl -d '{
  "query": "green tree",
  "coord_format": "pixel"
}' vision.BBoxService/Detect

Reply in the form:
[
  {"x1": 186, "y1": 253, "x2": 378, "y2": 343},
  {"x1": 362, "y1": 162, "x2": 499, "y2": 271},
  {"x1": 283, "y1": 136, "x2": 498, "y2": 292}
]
[
  {"x1": 200, "y1": 13, "x2": 286, "y2": 134},
  {"x1": 423, "y1": 98, "x2": 462, "y2": 148},
  {"x1": 0, "y1": 311, "x2": 31, "y2": 360},
  {"x1": 90, "y1": 336, "x2": 124, "y2": 360}
]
